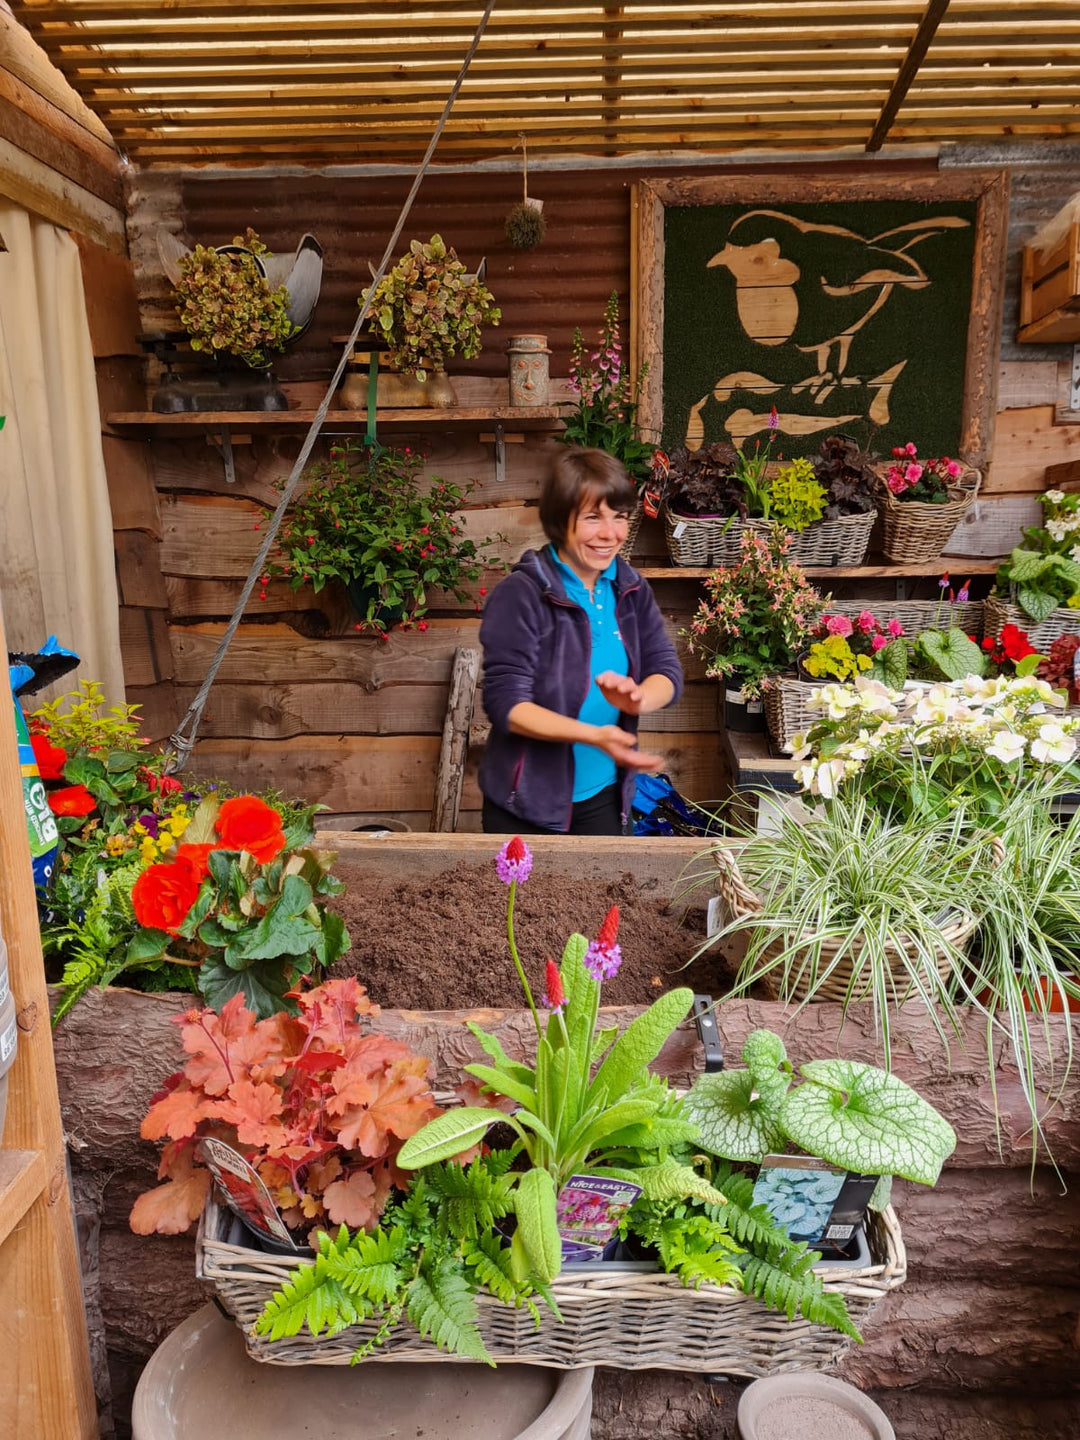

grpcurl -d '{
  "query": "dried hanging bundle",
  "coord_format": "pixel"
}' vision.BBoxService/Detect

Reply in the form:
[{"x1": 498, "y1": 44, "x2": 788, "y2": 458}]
[{"x1": 505, "y1": 134, "x2": 545, "y2": 249}]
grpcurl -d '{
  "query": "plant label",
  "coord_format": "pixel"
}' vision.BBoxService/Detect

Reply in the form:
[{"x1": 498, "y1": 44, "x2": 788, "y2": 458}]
[{"x1": 556, "y1": 1174, "x2": 642, "y2": 1261}]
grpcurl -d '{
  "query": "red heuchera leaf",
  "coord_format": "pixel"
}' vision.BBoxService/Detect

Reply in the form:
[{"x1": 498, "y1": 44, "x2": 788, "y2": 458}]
[
  {"x1": 322, "y1": 1169, "x2": 379, "y2": 1229},
  {"x1": 129, "y1": 1146, "x2": 211, "y2": 1235},
  {"x1": 177, "y1": 995, "x2": 252, "y2": 1096},
  {"x1": 454, "y1": 1077, "x2": 516, "y2": 1115},
  {"x1": 297, "y1": 976, "x2": 379, "y2": 1048},
  {"x1": 220, "y1": 1078, "x2": 285, "y2": 1147},
  {"x1": 332, "y1": 1057, "x2": 438, "y2": 1157}
]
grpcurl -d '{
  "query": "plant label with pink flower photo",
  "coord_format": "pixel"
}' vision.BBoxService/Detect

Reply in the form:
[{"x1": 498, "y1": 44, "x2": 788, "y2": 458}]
[
  {"x1": 196, "y1": 1138, "x2": 300, "y2": 1250},
  {"x1": 555, "y1": 1174, "x2": 642, "y2": 1261}
]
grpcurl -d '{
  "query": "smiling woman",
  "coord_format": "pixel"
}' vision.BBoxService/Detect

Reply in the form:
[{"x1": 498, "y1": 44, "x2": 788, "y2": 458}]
[{"x1": 478, "y1": 448, "x2": 684, "y2": 836}]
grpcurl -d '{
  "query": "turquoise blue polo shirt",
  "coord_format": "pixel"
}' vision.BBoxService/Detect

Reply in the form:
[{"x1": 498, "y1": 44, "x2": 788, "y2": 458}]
[{"x1": 549, "y1": 545, "x2": 630, "y2": 802}]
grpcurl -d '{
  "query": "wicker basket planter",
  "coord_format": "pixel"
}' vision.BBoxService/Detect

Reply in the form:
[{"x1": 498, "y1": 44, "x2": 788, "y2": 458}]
[
  {"x1": 712, "y1": 844, "x2": 998, "y2": 1004},
  {"x1": 879, "y1": 468, "x2": 981, "y2": 563},
  {"x1": 781, "y1": 511, "x2": 875, "y2": 568},
  {"x1": 984, "y1": 595, "x2": 1080, "y2": 650},
  {"x1": 663, "y1": 508, "x2": 767, "y2": 566},
  {"x1": 196, "y1": 1194, "x2": 906, "y2": 1374},
  {"x1": 764, "y1": 678, "x2": 820, "y2": 754},
  {"x1": 821, "y1": 599, "x2": 984, "y2": 642},
  {"x1": 620, "y1": 504, "x2": 643, "y2": 560}
]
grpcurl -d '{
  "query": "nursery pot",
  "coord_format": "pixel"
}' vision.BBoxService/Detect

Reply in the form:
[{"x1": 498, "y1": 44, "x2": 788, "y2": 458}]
[
  {"x1": 345, "y1": 579, "x2": 408, "y2": 630},
  {"x1": 737, "y1": 1372, "x2": 895, "y2": 1440},
  {"x1": 723, "y1": 686, "x2": 766, "y2": 734},
  {"x1": 132, "y1": 1304, "x2": 595, "y2": 1440}
]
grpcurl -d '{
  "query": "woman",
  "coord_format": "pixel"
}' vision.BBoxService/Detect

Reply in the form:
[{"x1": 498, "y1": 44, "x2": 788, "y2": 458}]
[{"x1": 479, "y1": 447, "x2": 684, "y2": 835}]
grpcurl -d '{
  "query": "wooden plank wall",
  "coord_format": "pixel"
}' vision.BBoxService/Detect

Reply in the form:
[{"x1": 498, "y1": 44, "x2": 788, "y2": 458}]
[{"x1": 115, "y1": 158, "x2": 1080, "y2": 825}]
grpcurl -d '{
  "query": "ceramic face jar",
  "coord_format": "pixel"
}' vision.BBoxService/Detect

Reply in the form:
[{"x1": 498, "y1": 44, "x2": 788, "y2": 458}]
[{"x1": 507, "y1": 334, "x2": 551, "y2": 407}]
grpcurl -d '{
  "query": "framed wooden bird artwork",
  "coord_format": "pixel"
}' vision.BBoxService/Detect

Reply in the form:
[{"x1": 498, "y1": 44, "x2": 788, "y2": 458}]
[{"x1": 633, "y1": 171, "x2": 1008, "y2": 470}]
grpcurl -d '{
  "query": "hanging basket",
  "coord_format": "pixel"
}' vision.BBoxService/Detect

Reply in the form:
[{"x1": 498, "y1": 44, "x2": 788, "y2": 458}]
[
  {"x1": 196, "y1": 1194, "x2": 906, "y2": 1374},
  {"x1": 711, "y1": 842, "x2": 1001, "y2": 1005},
  {"x1": 984, "y1": 595, "x2": 1080, "y2": 650},
  {"x1": 781, "y1": 511, "x2": 875, "y2": 568},
  {"x1": 879, "y1": 468, "x2": 981, "y2": 563},
  {"x1": 663, "y1": 509, "x2": 767, "y2": 567}
]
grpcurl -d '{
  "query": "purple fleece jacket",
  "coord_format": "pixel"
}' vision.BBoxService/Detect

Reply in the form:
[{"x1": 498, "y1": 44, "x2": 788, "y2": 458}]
[{"x1": 478, "y1": 547, "x2": 684, "y2": 832}]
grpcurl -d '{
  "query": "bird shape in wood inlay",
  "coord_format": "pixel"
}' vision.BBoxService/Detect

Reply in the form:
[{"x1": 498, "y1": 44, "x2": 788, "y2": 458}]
[{"x1": 707, "y1": 209, "x2": 970, "y2": 402}]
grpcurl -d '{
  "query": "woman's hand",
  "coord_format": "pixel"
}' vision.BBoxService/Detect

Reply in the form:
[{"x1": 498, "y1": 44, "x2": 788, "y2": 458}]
[
  {"x1": 592, "y1": 724, "x2": 663, "y2": 771},
  {"x1": 596, "y1": 671, "x2": 676, "y2": 717}
]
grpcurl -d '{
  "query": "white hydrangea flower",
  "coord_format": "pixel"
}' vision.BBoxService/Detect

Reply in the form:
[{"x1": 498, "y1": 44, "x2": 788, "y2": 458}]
[
  {"x1": 1030, "y1": 722, "x2": 1076, "y2": 764},
  {"x1": 985, "y1": 730, "x2": 1026, "y2": 764}
]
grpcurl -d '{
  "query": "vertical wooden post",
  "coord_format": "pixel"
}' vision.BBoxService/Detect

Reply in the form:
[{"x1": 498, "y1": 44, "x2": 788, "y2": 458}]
[
  {"x1": 429, "y1": 647, "x2": 480, "y2": 833},
  {"x1": 0, "y1": 598, "x2": 98, "y2": 1438}
]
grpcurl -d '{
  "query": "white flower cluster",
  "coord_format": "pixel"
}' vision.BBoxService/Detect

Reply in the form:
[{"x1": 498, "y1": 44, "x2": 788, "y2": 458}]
[{"x1": 792, "y1": 675, "x2": 1078, "y2": 798}]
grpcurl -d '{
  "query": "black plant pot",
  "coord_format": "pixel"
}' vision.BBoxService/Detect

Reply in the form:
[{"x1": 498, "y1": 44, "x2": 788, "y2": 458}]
[
  {"x1": 723, "y1": 686, "x2": 766, "y2": 734},
  {"x1": 346, "y1": 578, "x2": 407, "y2": 630}
]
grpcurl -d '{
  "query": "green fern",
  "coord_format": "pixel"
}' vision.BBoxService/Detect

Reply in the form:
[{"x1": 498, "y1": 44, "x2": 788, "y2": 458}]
[
  {"x1": 738, "y1": 1254, "x2": 862, "y2": 1342},
  {"x1": 406, "y1": 1259, "x2": 491, "y2": 1365},
  {"x1": 424, "y1": 1157, "x2": 516, "y2": 1240}
]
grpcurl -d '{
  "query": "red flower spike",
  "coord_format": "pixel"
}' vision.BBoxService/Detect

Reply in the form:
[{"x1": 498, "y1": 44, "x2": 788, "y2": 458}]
[
  {"x1": 544, "y1": 959, "x2": 566, "y2": 1015},
  {"x1": 597, "y1": 905, "x2": 620, "y2": 948}
]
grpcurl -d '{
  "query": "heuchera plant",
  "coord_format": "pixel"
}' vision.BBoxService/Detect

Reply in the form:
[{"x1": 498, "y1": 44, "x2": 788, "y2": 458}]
[
  {"x1": 362, "y1": 234, "x2": 500, "y2": 381},
  {"x1": 129, "y1": 978, "x2": 440, "y2": 1238},
  {"x1": 129, "y1": 792, "x2": 350, "y2": 1017},
  {"x1": 802, "y1": 610, "x2": 906, "y2": 684}
]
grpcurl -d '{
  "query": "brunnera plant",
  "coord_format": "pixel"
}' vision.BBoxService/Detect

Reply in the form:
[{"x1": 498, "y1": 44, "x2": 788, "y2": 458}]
[{"x1": 129, "y1": 978, "x2": 442, "y2": 1239}]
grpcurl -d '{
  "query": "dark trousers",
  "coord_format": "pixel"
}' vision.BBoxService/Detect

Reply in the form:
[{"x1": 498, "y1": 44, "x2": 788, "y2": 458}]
[{"x1": 482, "y1": 783, "x2": 629, "y2": 837}]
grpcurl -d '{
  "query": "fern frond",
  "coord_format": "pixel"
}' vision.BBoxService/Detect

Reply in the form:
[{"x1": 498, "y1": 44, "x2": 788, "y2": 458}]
[
  {"x1": 737, "y1": 1255, "x2": 862, "y2": 1342},
  {"x1": 325, "y1": 1225, "x2": 408, "y2": 1305},
  {"x1": 255, "y1": 1251, "x2": 373, "y2": 1341},
  {"x1": 406, "y1": 1259, "x2": 492, "y2": 1365},
  {"x1": 424, "y1": 1157, "x2": 515, "y2": 1240}
]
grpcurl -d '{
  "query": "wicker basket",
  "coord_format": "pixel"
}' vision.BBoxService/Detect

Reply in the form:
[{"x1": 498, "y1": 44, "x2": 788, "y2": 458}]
[
  {"x1": 196, "y1": 1194, "x2": 906, "y2": 1374},
  {"x1": 764, "y1": 678, "x2": 820, "y2": 754},
  {"x1": 821, "y1": 599, "x2": 984, "y2": 641},
  {"x1": 712, "y1": 843, "x2": 1000, "y2": 1003},
  {"x1": 879, "y1": 467, "x2": 981, "y2": 563},
  {"x1": 984, "y1": 595, "x2": 1080, "y2": 650},
  {"x1": 782, "y1": 511, "x2": 875, "y2": 568},
  {"x1": 663, "y1": 508, "x2": 767, "y2": 566},
  {"x1": 620, "y1": 504, "x2": 643, "y2": 560}
]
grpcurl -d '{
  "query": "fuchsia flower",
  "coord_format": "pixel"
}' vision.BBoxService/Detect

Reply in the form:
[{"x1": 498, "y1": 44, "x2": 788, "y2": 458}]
[
  {"x1": 542, "y1": 959, "x2": 566, "y2": 1015},
  {"x1": 495, "y1": 835, "x2": 533, "y2": 885},
  {"x1": 584, "y1": 905, "x2": 622, "y2": 981}
]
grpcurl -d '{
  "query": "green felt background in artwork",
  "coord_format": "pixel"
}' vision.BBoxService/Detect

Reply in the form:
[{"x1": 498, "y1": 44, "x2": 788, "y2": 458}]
[{"x1": 661, "y1": 199, "x2": 978, "y2": 460}]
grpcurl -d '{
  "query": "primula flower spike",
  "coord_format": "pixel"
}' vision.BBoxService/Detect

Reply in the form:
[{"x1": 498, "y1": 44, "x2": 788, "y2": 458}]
[
  {"x1": 495, "y1": 834, "x2": 533, "y2": 885},
  {"x1": 542, "y1": 959, "x2": 566, "y2": 1015},
  {"x1": 584, "y1": 904, "x2": 622, "y2": 982}
]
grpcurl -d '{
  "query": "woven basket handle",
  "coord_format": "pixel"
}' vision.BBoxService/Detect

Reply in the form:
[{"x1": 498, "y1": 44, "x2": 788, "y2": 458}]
[{"x1": 711, "y1": 846, "x2": 763, "y2": 919}]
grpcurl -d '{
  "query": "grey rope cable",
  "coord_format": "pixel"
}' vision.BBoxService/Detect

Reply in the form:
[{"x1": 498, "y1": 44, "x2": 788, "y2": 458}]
[{"x1": 165, "y1": 0, "x2": 498, "y2": 772}]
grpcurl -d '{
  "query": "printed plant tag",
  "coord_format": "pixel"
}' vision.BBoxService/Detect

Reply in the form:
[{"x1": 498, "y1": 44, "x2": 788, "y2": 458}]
[
  {"x1": 555, "y1": 1174, "x2": 642, "y2": 1261},
  {"x1": 196, "y1": 1137, "x2": 299, "y2": 1250}
]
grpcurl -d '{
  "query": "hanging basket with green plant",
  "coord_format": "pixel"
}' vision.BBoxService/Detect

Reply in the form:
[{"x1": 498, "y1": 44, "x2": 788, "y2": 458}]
[{"x1": 266, "y1": 443, "x2": 503, "y2": 634}]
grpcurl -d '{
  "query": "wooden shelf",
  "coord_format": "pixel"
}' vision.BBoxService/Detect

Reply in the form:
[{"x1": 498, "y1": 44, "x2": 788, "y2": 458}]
[
  {"x1": 0, "y1": 1148, "x2": 46, "y2": 1248},
  {"x1": 639, "y1": 557, "x2": 1005, "y2": 580},
  {"x1": 107, "y1": 407, "x2": 569, "y2": 431},
  {"x1": 722, "y1": 727, "x2": 801, "y2": 792}
]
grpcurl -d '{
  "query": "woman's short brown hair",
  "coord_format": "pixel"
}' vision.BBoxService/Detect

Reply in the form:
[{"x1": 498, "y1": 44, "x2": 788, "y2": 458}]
[{"x1": 539, "y1": 447, "x2": 637, "y2": 547}]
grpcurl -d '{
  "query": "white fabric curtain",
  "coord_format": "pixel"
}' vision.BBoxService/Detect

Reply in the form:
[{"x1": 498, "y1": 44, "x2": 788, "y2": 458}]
[{"x1": 0, "y1": 202, "x2": 124, "y2": 703}]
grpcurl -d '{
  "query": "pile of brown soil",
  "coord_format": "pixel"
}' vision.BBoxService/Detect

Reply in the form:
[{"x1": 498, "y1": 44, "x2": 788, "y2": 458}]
[{"x1": 330, "y1": 862, "x2": 734, "y2": 1009}]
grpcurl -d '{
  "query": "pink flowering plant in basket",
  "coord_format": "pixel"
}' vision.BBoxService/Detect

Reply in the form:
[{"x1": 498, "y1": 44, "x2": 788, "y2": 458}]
[
  {"x1": 682, "y1": 528, "x2": 824, "y2": 698},
  {"x1": 801, "y1": 610, "x2": 906, "y2": 684},
  {"x1": 884, "y1": 443, "x2": 965, "y2": 505},
  {"x1": 252, "y1": 838, "x2": 859, "y2": 1364}
]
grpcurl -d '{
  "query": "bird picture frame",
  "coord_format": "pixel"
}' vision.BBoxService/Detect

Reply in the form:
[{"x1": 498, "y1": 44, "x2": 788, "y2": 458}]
[{"x1": 632, "y1": 170, "x2": 1009, "y2": 471}]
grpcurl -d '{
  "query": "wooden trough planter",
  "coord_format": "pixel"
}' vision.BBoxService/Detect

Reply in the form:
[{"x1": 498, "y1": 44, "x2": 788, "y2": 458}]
[{"x1": 49, "y1": 834, "x2": 1080, "y2": 1432}]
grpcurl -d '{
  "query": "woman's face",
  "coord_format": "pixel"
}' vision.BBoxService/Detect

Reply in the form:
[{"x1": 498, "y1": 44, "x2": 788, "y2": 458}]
[{"x1": 559, "y1": 496, "x2": 629, "y2": 585}]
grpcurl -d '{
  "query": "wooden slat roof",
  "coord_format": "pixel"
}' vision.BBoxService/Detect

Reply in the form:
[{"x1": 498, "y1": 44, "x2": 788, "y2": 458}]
[{"x1": 11, "y1": 0, "x2": 1080, "y2": 167}]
